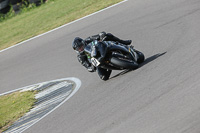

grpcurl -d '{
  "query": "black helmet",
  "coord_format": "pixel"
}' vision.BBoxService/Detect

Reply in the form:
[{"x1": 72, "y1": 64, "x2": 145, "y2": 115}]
[{"x1": 72, "y1": 37, "x2": 85, "y2": 52}]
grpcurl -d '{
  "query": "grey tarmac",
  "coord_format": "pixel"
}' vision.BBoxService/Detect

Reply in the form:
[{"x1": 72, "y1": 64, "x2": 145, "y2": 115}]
[{"x1": 1, "y1": 0, "x2": 200, "y2": 132}]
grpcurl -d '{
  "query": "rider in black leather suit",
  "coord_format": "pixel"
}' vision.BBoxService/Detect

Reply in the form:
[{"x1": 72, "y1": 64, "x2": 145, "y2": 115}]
[{"x1": 72, "y1": 32, "x2": 132, "y2": 80}]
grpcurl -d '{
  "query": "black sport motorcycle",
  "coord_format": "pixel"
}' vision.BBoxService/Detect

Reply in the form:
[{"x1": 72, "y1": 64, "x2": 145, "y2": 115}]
[{"x1": 84, "y1": 40, "x2": 145, "y2": 80}]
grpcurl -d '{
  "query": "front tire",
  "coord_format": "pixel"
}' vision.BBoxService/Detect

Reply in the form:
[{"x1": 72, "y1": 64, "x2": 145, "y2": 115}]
[{"x1": 97, "y1": 67, "x2": 112, "y2": 81}]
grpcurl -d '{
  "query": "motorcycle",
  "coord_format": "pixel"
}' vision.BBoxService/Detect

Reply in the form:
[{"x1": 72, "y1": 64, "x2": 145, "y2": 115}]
[{"x1": 84, "y1": 40, "x2": 145, "y2": 80}]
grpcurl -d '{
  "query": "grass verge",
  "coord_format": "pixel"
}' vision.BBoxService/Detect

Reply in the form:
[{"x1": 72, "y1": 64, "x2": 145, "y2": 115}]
[
  {"x1": 0, "y1": 91, "x2": 37, "y2": 132},
  {"x1": 0, "y1": 0, "x2": 123, "y2": 50}
]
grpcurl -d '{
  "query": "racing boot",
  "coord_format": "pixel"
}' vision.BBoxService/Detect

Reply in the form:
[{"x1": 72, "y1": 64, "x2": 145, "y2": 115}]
[
  {"x1": 118, "y1": 39, "x2": 132, "y2": 45},
  {"x1": 106, "y1": 33, "x2": 132, "y2": 45}
]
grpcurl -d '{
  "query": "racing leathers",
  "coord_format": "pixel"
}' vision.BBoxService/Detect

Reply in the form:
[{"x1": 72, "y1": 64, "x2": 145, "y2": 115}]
[{"x1": 77, "y1": 32, "x2": 132, "y2": 80}]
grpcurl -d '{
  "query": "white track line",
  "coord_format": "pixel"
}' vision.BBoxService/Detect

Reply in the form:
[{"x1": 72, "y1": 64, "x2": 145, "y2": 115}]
[
  {"x1": 20, "y1": 78, "x2": 81, "y2": 133},
  {"x1": 19, "y1": 78, "x2": 81, "y2": 133},
  {"x1": 0, "y1": 77, "x2": 80, "y2": 96},
  {"x1": 0, "y1": 0, "x2": 128, "y2": 53}
]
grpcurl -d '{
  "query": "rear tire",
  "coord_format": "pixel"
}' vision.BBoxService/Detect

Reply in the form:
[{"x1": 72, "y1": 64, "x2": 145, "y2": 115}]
[
  {"x1": 135, "y1": 50, "x2": 145, "y2": 64},
  {"x1": 110, "y1": 56, "x2": 139, "y2": 70}
]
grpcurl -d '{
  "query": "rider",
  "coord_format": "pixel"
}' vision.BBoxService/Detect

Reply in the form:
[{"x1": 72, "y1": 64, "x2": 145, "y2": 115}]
[{"x1": 72, "y1": 32, "x2": 132, "y2": 80}]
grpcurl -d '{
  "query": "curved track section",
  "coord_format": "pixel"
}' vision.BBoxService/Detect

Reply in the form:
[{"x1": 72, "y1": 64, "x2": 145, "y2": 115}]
[
  {"x1": 1, "y1": 0, "x2": 200, "y2": 132},
  {"x1": 2, "y1": 78, "x2": 81, "y2": 133}
]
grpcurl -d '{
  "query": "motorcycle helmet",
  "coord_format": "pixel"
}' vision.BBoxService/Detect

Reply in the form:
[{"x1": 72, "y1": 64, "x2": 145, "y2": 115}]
[{"x1": 72, "y1": 37, "x2": 85, "y2": 53}]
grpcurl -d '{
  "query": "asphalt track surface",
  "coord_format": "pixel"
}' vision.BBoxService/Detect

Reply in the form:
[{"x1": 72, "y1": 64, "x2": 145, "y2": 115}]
[{"x1": 1, "y1": 0, "x2": 200, "y2": 132}]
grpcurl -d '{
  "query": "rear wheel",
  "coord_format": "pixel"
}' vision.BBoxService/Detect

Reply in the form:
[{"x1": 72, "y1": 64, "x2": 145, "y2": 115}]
[
  {"x1": 135, "y1": 50, "x2": 145, "y2": 64},
  {"x1": 110, "y1": 54, "x2": 139, "y2": 70}
]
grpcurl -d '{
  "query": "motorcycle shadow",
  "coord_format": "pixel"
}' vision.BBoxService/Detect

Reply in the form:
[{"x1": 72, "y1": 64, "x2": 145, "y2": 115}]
[{"x1": 110, "y1": 52, "x2": 167, "y2": 80}]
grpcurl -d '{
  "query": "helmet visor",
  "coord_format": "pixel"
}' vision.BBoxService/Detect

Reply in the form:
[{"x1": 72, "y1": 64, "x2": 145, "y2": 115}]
[{"x1": 75, "y1": 44, "x2": 84, "y2": 52}]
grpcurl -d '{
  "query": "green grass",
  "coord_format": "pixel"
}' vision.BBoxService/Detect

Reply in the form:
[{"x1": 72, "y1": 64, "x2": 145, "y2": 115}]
[
  {"x1": 0, "y1": 91, "x2": 37, "y2": 132},
  {"x1": 0, "y1": 0, "x2": 122, "y2": 50}
]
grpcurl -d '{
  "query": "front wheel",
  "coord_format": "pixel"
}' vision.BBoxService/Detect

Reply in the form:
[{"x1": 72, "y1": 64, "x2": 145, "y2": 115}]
[
  {"x1": 110, "y1": 55, "x2": 139, "y2": 70},
  {"x1": 97, "y1": 67, "x2": 112, "y2": 81}
]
